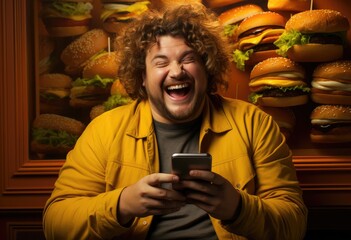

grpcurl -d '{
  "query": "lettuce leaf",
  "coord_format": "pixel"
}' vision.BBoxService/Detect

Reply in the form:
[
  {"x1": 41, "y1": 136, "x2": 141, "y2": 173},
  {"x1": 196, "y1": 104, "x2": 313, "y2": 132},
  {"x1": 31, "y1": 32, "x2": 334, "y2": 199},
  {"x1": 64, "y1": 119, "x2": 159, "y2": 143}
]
[
  {"x1": 103, "y1": 94, "x2": 132, "y2": 111},
  {"x1": 52, "y1": 1, "x2": 93, "y2": 16},
  {"x1": 232, "y1": 49, "x2": 253, "y2": 71},
  {"x1": 275, "y1": 30, "x2": 348, "y2": 57},
  {"x1": 32, "y1": 128, "x2": 78, "y2": 147},
  {"x1": 248, "y1": 85, "x2": 311, "y2": 104},
  {"x1": 274, "y1": 30, "x2": 310, "y2": 57},
  {"x1": 72, "y1": 75, "x2": 114, "y2": 88},
  {"x1": 223, "y1": 24, "x2": 238, "y2": 38}
]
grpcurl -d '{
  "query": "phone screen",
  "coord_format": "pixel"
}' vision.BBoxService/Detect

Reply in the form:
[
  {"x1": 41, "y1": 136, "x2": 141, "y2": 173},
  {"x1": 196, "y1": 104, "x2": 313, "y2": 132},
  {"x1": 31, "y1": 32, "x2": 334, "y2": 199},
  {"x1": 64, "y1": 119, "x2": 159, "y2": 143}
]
[{"x1": 171, "y1": 153, "x2": 212, "y2": 179}]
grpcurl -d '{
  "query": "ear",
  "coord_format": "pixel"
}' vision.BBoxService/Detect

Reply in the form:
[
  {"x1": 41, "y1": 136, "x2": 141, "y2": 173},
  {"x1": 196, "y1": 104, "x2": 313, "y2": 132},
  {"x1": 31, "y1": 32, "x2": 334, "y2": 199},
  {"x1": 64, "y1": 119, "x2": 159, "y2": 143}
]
[{"x1": 142, "y1": 72, "x2": 146, "y2": 86}]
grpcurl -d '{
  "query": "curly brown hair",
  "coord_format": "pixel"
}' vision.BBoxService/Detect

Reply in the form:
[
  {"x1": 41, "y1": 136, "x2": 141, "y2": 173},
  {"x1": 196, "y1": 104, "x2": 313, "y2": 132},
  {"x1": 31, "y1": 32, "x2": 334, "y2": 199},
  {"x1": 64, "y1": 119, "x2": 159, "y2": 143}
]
[{"x1": 116, "y1": 4, "x2": 231, "y2": 100}]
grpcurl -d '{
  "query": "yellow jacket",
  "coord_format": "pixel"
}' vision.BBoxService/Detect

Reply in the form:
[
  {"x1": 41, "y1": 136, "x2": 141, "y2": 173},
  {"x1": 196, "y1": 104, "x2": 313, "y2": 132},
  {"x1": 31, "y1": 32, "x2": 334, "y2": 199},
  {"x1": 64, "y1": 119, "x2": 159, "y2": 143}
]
[{"x1": 43, "y1": 95, "x2": 307, "y2": 240}]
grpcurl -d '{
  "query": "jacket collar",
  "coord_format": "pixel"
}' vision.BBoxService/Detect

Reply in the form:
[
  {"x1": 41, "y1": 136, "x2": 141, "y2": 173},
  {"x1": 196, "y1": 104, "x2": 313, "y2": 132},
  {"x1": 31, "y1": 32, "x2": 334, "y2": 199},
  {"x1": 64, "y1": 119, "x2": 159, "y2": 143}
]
[
  {"x1": 126, "y1": 95, "x2": 232, "y2": 139},
  {"x1": 201, "y1": 94, "x2": 232, "y2": 134}
]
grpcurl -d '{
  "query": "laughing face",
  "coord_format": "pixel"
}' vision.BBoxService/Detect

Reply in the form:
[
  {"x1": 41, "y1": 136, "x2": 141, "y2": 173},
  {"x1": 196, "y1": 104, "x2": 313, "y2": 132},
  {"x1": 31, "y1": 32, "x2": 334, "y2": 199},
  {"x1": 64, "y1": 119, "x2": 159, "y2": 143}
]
[{"x1": 143, "y1": 35, "x2": 208, "y2": 124}]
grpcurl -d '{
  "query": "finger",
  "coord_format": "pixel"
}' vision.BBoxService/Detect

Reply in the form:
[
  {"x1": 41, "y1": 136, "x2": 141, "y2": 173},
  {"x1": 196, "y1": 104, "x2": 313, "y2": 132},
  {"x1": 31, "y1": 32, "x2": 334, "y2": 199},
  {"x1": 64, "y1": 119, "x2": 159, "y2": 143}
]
[
  {"x1": 144, "y1": 184, "x2": 186, "y2": 202},
  {"x1": 146, "y1": 173, "x2": 180, "y2": 186},
  {"x1": 189, "y1": 170, "x2": 224, "y2": 186}
]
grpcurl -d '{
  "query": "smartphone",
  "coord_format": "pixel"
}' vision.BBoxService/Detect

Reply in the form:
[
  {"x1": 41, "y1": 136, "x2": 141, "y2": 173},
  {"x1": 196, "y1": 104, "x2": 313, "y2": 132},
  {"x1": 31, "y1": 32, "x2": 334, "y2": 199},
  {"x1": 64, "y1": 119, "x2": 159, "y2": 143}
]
[{"x1": 171, "y1": 153, "x2": 212, "y2": 180}]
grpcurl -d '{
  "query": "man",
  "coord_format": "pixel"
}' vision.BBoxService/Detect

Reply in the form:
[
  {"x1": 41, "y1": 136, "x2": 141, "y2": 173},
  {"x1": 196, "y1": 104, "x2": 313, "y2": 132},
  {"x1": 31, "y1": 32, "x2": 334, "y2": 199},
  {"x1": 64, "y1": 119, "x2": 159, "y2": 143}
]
[{"x1": 43, "y1": 5, "x2": 307, "y2": 240}]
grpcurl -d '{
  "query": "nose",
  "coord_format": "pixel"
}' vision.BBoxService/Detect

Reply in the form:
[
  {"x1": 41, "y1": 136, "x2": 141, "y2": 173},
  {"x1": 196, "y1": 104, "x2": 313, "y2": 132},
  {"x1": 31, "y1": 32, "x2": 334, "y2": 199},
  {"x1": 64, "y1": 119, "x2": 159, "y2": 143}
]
[{"x1": 169, "y1": 61, "x2": 184, "y2": 79}]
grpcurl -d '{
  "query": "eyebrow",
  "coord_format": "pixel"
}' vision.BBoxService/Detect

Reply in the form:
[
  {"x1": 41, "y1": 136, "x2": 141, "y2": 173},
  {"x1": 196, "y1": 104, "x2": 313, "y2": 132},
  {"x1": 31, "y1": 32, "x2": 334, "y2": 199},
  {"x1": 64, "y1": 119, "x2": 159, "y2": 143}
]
[{"x1": 151, "y1": 50, "x2": 196, "y2": 63}]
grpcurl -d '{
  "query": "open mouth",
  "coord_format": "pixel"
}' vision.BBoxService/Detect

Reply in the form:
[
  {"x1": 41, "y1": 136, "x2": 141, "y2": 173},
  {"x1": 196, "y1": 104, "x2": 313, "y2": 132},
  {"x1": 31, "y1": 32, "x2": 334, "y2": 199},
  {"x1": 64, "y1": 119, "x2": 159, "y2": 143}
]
[{"x1": 166, "y1": 83, "x2": 191, "y2": 98}]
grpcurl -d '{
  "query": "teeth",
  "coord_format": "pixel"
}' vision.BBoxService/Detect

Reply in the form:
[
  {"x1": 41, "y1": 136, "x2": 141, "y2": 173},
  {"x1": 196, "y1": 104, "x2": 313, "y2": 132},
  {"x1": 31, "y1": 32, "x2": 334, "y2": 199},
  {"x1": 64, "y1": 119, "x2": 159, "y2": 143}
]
[{"x1": 167, "y1": 83, "x2": 188, "y2": 90}]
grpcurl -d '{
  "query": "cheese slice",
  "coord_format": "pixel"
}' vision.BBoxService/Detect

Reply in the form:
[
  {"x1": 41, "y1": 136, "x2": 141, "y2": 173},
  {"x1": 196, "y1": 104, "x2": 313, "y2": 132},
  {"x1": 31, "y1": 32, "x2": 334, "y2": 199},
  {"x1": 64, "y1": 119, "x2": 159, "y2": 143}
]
[
  {"x1": 101, "y1": 1, "x2": 150, "y2": 21},
  {"x1": 238, "y1": 29, "x2": 284, "y2": 49},
  {"x1": 249, "y1": 79, "x2": 307, "y2": 87}
]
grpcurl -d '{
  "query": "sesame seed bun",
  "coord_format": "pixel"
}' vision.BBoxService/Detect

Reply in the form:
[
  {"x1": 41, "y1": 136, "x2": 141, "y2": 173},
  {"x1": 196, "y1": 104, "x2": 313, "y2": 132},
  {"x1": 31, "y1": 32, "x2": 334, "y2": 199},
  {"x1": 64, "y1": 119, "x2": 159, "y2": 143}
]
[
  {"x1": 310, "y1": 105, "x2": 351, "y2": 143},
  {"x1": 311, "y1": 60, "x2": 351, "y2": 105},
  {"x1": 82, "y1": 51, "x2": 119, "y2": 79},
  {"x1": 250, "y1": 57, "x2": 305, "y2": 80},
  {"x1": 218, "y1": 4, "x2": 263, "y2": 27},
  {"x1": 285, "y1": 9, "x2": 350, "y2": 33},
  {"x1": 236, "y1": 11, "x2": 286, "y2": 39},
  {"x1": 61, "y1": 29, "x2": 109, "y2": 76}
]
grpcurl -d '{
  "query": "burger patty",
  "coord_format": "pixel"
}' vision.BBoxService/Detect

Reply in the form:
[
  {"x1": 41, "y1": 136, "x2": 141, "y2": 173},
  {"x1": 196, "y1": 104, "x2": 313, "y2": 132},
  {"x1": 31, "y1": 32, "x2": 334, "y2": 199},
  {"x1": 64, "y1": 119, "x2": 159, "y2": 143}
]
[
  {"x1": 238, "y1": 26, "x2": 282, "y2": 39},
  {"x1": 252, "y1": 43, "x2": 278, "y2": 52},
  {"x1": 260, "y1": 88, "x2": 308, "y2": 97},
  {"x1": 312, "y1": 123, "x2": 351, "y2": 133},
  {"x1": 309, "y1": 34, "x2": 343, "y2": 45}
]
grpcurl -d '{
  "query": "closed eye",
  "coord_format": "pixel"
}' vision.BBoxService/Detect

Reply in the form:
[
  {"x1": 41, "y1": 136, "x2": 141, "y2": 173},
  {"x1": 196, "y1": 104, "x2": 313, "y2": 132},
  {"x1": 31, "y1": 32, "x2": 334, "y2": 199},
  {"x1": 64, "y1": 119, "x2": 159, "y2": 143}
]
[
  {"x1": 155, "y1": 61, "x2": 169, "y2": 68},
  {"x1": 182, "y1": 56, "x2": 196, "y2": 64}
]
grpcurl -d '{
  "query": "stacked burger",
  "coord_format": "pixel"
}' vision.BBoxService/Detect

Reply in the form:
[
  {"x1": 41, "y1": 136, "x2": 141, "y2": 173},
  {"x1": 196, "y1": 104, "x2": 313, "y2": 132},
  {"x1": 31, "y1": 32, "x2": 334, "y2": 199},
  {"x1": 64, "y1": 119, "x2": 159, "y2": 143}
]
[
  {"x1": 273, "y1": 9, "x2": 351, "y2": 144},
  {"x1": 309, "y1": 60, "x2": 351, "y2": 143},
  {"x1": 247, "y1": 8, "x2": 350, "y2": 143}
]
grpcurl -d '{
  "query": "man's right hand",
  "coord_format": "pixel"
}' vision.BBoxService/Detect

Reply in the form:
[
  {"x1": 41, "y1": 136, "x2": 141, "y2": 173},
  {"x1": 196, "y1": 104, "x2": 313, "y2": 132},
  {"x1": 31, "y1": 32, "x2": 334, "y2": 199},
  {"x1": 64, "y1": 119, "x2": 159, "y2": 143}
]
[{"x1": 117, "y1": 173, "x2": 186, "y2": 226}]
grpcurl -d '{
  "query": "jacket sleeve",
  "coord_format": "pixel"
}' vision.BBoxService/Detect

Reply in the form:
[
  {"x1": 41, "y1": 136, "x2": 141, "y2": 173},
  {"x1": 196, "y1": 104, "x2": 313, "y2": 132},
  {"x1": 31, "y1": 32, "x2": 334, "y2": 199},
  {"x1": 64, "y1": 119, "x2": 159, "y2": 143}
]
[
  {"x1": 43, "y1": 118, "x2": 131, "y2": 240},
  {"x1": 222, "y1": 110, "x2": 308, "y2": 240}
]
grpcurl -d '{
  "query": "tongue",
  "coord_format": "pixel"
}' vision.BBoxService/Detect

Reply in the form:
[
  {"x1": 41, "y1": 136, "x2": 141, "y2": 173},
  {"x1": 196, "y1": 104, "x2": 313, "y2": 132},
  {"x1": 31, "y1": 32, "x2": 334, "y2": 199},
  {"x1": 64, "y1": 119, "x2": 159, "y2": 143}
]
[{"x1": 168, "y1": 88, "x2": 188, "y2": 98}]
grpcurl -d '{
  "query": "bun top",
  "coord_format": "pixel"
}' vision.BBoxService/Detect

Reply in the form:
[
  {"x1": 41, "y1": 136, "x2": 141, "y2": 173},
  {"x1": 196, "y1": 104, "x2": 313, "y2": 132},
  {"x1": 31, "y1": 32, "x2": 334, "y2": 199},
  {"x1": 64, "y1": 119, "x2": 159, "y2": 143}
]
[
  {"x1": 39, "y1": 73, "x2": 72, "y2": 88},
  {"x1": 32, "y1": 114, "x2": 85, "y2": 136},
  {"x1": 250, "y1": 57, "x2": 305, "y2": 79},
  {"x1": 218, "y1": 4, "x2": 263, "y2": 26},
  {"x1": 61, "y1": 29, "x2": 109, "y2": 69},
  {"x1": 313, "y1": 60, "x2": 351, "y2": 81},
  {"x1": 267, "y1": 0, "x2": 310, "y2": 12},
  {"x1": 236, "y1": 11, "x2": 286, "y2": 37},
  {"x1": 83, "y1": 51, "x2": 119, "y2": 79},
  {"x1": 311, "y1": 105, "x2": 351, "y2": 121},
  {"x1": 285, "y1": 9, "x2": 350, "y2": 33}
]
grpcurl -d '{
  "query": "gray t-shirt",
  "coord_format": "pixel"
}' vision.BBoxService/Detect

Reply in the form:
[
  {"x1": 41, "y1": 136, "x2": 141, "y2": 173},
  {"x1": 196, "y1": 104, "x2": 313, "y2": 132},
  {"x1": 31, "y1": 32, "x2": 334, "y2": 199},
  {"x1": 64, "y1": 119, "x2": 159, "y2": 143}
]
[{"x1": 147, "y1": 118, "x2": 217, "y2": 240}]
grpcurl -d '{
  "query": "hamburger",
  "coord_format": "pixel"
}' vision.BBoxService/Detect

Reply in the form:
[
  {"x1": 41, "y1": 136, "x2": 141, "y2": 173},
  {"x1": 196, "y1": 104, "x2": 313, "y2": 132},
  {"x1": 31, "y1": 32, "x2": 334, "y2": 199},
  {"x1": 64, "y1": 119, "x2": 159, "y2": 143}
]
[
  {"x1": 267, "y1": 0, "x2": 311, "y2": 13},
  {"x1": 31, "y1": 114, "x2": 85, "y2": 156},
  {"x1": 249, "y1": 57, "x2": 310, "y2": 107},
  {"x1": 60, "y1": 28, "x2": 109, "y2": 76},
  {"x1": 311, "y1": 60, "x2": 351, "y2": 105},
  {"x1": 232, "y1": 11, "x2": 286, "y2": 71},
  {"x1": 69, "y1": 51, "x2": 118, "y2": 108},
  {"x1": 218, "y1": 4, "x2": 263, "y2": 43},
  {"x1": 100, "y1": 0, "x2": 151, "y2": 34},
  {"x1": 259, "y1": 106, "x2": 296, "y2": 140},
  {"x1": 310, "y1": 105, "x2": 351, "y2": 143},
  {"x1": 41, "y1": 0, "x2": 93, "y2": 37},
  {"x1": 274, "y1": 9, "x2": 350, "y2": 62},
  {"x1": 90, "y1": 79, "x2": 133, "y2": 120},
  {"x1": 39, "y1": 73, "x2": 73, "y2": 114}
]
